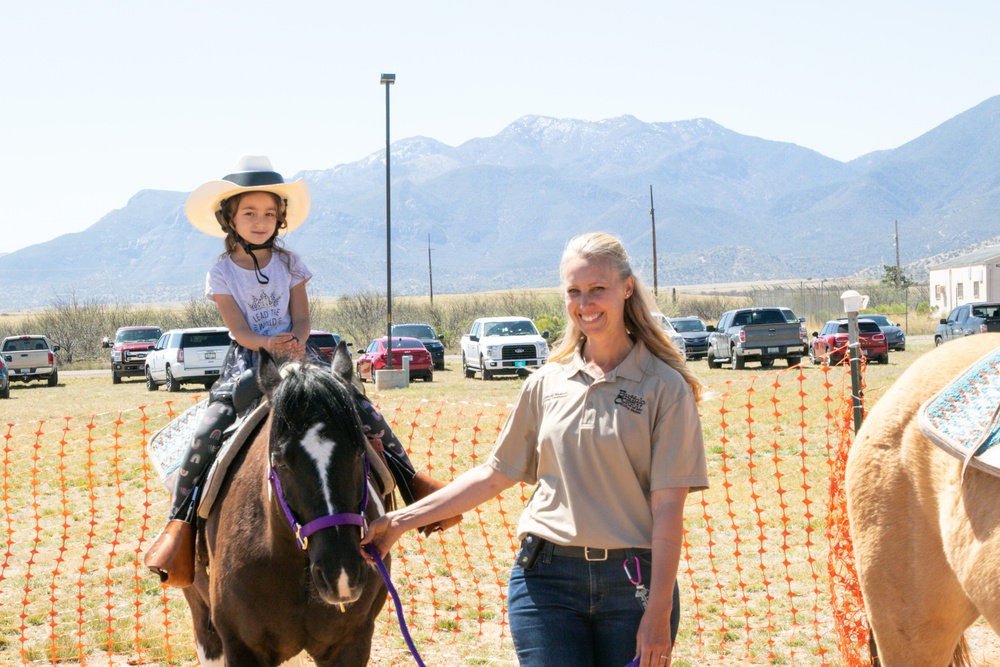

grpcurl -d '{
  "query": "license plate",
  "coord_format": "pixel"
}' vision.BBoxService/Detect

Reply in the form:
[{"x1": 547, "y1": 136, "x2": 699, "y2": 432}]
[
  {"x1": 766, "y1": 347, "x2": 779, "y2": 355},
  {"x1": 862, "y1": 349, "x2": 869, "y2": 356},
  {"x1": 205, "y1": 352, "x2": 216, "y2": 360},
  {"x1": 514, "y1": 361, "x2": 527, "y2": 367}
]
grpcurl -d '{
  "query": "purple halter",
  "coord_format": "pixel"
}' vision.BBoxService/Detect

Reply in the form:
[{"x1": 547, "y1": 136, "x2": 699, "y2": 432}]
[{"x1": 269, "y1": 452, "x2": 371, "y2": 550}]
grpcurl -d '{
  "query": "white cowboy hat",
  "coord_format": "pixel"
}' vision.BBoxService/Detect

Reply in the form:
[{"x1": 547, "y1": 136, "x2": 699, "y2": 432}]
[{"x1": 185, "y1": 155, "x2": 311, "y2": 238}]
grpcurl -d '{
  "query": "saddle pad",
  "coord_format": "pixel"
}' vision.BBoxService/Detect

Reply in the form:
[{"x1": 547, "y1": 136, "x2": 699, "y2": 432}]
[
  {"x1": 147, "y1": 398, "x2": 210, "y2": 487},
  {"x1": 198, "y1": 401, "x2": 270, "y2": 519},
  {"x1": 918, "y1": 345, "x2": 1000, "y2": 477}
]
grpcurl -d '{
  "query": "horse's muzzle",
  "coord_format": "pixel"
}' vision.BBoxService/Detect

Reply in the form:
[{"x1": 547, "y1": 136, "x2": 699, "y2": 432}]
[{"x1": 310, "y1": 558, "x2": 368, "y2": 605}]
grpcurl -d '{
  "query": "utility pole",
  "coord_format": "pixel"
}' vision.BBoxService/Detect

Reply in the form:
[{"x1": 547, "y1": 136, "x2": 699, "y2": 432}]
[
  {"x1": 649, "y1": 185, "x2": 658, "y2": 296},
  {"x1": 894, "y1": 219, "x2": 901, "y2": 289},
  {"x1": 427, "y1": 233, "x2": 434, "y2": 305}
]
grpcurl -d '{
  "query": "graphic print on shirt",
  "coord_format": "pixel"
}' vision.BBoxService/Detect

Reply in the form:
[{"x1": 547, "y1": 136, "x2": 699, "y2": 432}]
[
  {"x1": 248, "y1": 289, "x2": 283, "y2": 334},
  {"x1": 614, "y1": 389, "x2": 646, "y2": 414}
]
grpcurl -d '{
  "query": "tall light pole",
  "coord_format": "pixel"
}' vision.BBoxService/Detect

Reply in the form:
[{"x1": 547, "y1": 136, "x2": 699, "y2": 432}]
[{"x1": 381, "y1": 73, "x2": 395, "y2": 368}]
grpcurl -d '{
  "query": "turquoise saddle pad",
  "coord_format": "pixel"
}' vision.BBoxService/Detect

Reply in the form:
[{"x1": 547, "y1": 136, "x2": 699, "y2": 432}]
[{"x1": 918, "y1": 345, "x2": 1000, "y2": 476}]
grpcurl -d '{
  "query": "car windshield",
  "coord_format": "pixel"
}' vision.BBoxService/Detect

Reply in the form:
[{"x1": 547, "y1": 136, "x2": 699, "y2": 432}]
[
  {"x1": 971, "y1": 305, "x2": 1000, "y2": 318},
  {"x1": 671, "y1": 319, "x2": 705, "y2": 333},
  {"x1": 393, "y1": 325, "x2": 435, "y2": 338},
  {"x1": 864, "y1": 315, "x2": 891, "y2": 326},
  {"x1": 117, "y1": 329, "x2": 161, "y2": 343},
  {"x1": 385, "y1": 337, "x2": 426, "y2": 350},
  {"x1": 484, "y1": 321, "x2": 538, "y2": 337},
  {"x1": 181, "y1": 331, "x2": 231, "y2": 347},
  {"x1": 2, "y1": 338, "x2": 45, "y2": 352},
  {"x1": 837, "y1": 321, "x2": 882, "y2": 334},
  {"x1": 309, "y1": 334, "x2": 338, "y2": 348}
]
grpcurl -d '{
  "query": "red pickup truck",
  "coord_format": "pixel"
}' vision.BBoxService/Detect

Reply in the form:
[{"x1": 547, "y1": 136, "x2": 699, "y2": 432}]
[{"x1": 102, "y1": 326, "x2": 163, "y2": 384}]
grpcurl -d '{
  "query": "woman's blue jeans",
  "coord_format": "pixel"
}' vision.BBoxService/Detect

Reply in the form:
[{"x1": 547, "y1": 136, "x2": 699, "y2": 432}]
[{"x1": 507, "y1": 539, "x2": 680, "y2": 667}]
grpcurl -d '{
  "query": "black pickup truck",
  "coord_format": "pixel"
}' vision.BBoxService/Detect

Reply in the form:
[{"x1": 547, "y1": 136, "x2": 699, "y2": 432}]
[
  {"x1": 707, "y1": 307, "x2": 809, "y2": 370},
  {"x1": 934, "y1": 302, "x2": 1000, "y2": 346}
]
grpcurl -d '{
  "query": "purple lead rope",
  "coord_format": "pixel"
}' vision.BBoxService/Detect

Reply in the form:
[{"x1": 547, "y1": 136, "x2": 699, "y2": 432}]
[{"x1": 365, "y1": 543, "x2": 427, "y2": 667}]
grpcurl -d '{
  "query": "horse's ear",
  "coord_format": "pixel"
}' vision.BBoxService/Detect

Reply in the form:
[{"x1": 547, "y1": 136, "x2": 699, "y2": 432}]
[
  {"x1": 331, "y1": 340, "x2": 354, "y2": 385},
  {"x1": 257, "y1": 347, "x2": 282, "y2": 397}
]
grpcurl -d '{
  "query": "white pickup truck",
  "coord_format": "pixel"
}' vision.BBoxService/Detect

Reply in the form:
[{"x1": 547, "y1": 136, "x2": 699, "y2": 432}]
[
  {"x1": 461, "y1": 316, "x2": 549, "y2": 381},
  {"x1": 1, "y1": 335, "x2": 60, "y2": 386}
]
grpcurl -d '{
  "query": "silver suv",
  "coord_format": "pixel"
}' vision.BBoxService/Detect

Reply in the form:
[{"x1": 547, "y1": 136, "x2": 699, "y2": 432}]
[{"x1": 144, "y1": 327, "x2": 230, "y2": 392}]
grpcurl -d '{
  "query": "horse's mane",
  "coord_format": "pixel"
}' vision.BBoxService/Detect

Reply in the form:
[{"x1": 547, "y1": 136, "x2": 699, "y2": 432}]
[{"x1": 269, "y1": 361, "x2": 364, "y2": 440}]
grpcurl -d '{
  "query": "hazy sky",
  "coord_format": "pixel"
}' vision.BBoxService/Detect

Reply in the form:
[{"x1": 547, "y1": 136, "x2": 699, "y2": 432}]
[{"x1": 3, "y1": 1, "x2": 997, "y2": 253}]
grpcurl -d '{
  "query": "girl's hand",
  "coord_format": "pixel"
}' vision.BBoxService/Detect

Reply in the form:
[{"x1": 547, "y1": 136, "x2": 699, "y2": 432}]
[
  {"x1": 267, "y1": 333, "x2": 302, "y2": 358},
  {"x1": 360, "y1": 513, "x2": 406, "y2": 563}
]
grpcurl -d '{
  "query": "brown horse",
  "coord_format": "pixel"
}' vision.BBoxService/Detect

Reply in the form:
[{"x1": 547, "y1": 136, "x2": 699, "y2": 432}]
[
  {"x1": 846, "y1": 333, "x2": 1000, "y2": 667},
  {"x1": 182, "y1": 344, "x2": 388, "y2": 666}
]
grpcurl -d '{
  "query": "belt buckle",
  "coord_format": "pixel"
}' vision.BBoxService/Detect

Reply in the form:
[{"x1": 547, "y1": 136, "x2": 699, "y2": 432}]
[{"x1": 584, "y1": 546, "x2": 608, "y2": 562}]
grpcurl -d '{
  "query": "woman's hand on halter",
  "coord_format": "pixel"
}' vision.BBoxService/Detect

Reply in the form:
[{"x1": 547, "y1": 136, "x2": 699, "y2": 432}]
[{"x1": 360, "y1": 513, "x2": 405, "y2": 563}]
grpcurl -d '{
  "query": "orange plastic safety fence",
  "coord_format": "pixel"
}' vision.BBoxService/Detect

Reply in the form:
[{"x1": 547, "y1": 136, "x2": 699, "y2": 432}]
[{"x1": 0, "y1": 363, "x2": 877, "y2": 666}]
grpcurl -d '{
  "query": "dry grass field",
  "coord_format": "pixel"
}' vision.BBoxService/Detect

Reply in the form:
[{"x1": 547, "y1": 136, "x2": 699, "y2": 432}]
[{"x1": 4, "y1": 336, "x2": 1000, "y2": 666}]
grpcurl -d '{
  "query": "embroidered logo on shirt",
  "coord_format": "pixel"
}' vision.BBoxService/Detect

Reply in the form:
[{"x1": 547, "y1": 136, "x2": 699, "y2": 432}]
[{"x1": 614, "y1": 389, "x2": 645, "y2": 414}]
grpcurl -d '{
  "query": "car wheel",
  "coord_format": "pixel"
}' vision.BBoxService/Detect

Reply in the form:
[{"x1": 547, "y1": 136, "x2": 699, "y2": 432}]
[
  {"x1": 463, "y1": 354, "x2": 475, "y2": 379},
  {"x1": 730, "y1": 349, "x2": 744, "y2": 370},
  {"x1": 166, "y1": 366, "x2": 180, "y2": 392},
  {"x1": 112, "y1": 371, "x2": 121, "y2": 385},
  {"x1": 480, "y1": 357, "x2": 491, "y2": 381},
  {"x1": 47, "y1": 370, "x2": 59, "y2": 387},
  {"x1": 879, "y1": 354, "x2": 889, "y2": 365},
  {"x1": 425, "y1": 370, "x2": 434, "y2": 382},
  {"x1": 706, "y1": 351, "x2": 720, "y2": 369},
  {"x1": 809, "y1": 346, "x2": 819, "y2": 365},
  {"x1": 934, "y1": 336, "x2": 943, "y2": 347},
  {"x1": 145, "y1": 367, "x2": 158, "y2": 391},
  {"x1": 0, "y1": 384, "x2": 8, "y2": 399},
  {"x1": 786, "y1": 357, "x2": 800, "y2": 368},
  {"x1": 760, "y1": 359, "x2": 775, "y2": 369}
]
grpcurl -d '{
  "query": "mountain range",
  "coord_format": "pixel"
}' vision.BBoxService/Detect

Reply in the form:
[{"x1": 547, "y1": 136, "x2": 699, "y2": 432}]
[{"x1": 3, "y1": 95, "x2": 1000, "y2": 310}]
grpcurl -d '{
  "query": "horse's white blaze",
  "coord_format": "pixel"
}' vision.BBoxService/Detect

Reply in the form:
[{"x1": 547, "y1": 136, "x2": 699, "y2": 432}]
[
  {"x1": 195, "y1": 642, "x2": 224, "y2": 667},
  {"x1": 300, "y1": 422, "x2": 335, "y2": 514},
  {"x1": 277, "y1": 652, "x2": 307, "y2": 667},
  {"x1": 336, "y1": 569, "x2": 353, "y2": 599}
]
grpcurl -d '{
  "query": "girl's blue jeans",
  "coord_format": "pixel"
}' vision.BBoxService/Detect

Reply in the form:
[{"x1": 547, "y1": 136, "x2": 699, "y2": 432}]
[{"x1": 507, "y1": 539, "x2": 680, "y2": 667}]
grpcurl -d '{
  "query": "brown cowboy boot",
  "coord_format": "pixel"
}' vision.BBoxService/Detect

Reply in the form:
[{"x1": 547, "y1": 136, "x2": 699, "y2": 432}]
[
  {"x1": 143, "y1": 519, "x2": 196, "y2": 588},
  {"x1": 411, "y1": 471, "x2": 463, "y2": 536}
]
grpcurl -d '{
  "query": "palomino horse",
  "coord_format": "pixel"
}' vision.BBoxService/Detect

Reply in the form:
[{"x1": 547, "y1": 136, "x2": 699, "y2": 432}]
[
  {"x1": 183, "y1": 343, "x2": 388, "y2": 666},
  {"x1": 846, "y1": 333, "x2": 1000, "y2": 667}
]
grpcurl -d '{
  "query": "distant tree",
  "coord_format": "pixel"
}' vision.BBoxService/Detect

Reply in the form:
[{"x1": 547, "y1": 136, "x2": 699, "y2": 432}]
[{"x1": 881, "y1": 265, "x2": 913, "y2": 288}]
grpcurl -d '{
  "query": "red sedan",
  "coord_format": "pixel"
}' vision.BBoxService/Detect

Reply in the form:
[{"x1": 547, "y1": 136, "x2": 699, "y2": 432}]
[
  {"x1": 809, "y1": 318, "x2": 889, "y2": 366},
  {"x1": 356, "y1": 337, "x2": 433, "y2": 383}
]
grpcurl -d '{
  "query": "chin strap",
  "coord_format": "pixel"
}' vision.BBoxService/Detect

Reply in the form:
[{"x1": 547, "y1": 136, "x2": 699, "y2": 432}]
[
  {"x1": 217, "y1": 200, "x2": 277, "y2": 285},
  {"x1": 234, "y1": 232, "x2": 277, "y2": 285}
]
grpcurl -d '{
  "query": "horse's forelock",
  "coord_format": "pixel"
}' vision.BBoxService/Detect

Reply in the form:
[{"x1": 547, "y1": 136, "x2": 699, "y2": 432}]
[{"x1": 271, "y1": 360, "x2": 363, "y2": 445}]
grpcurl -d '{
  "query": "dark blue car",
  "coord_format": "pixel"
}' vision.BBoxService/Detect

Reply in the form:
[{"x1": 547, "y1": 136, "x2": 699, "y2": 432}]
[
  {"x1": 863, "y1": 314, "x2": 906, "y2": 351},
  {"x1": 391, "y1": 324, "x2": 446, "y2": 370},
  {"x1": 668, "y1": 316, "x2": 710, "y2": 360}
]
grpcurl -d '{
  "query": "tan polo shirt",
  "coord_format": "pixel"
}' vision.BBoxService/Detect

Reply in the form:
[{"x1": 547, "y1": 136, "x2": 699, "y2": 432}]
[{"x1": 488, "y1": 340, "x2": 708, "y2": 549}]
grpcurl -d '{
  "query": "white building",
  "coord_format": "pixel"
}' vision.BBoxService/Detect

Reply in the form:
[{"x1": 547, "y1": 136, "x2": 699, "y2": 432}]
[{"x1": 928, "y1": 245, "x2": 1000, "y2": 313}]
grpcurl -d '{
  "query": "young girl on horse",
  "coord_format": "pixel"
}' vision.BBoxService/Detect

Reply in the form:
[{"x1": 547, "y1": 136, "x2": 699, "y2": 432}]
[{"x1": 145, "y1": 155, "x2": 459, "y2": 588}]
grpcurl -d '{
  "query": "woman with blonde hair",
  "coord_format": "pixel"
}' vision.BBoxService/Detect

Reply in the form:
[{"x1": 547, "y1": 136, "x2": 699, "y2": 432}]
[{"x1": 363, "y1": 231, "x2": 707, "y2": 666}]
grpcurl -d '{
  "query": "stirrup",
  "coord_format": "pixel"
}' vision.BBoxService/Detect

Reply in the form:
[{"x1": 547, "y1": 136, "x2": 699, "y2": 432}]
[{"x1": 143, "y1": 519, "x2": 195, "y2": 588}]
